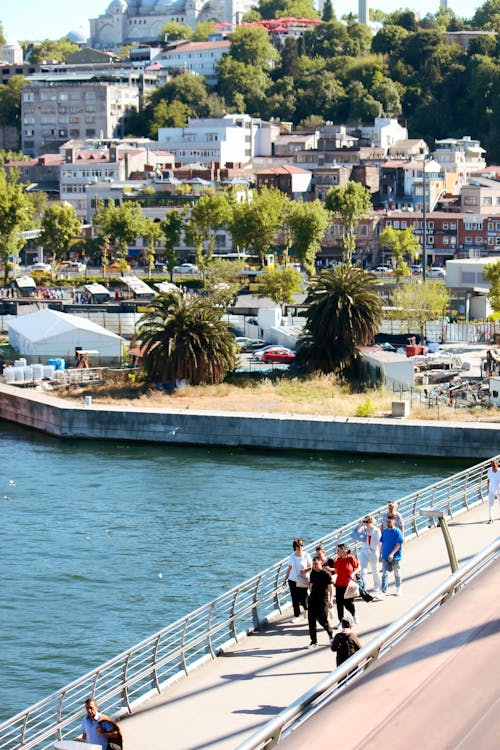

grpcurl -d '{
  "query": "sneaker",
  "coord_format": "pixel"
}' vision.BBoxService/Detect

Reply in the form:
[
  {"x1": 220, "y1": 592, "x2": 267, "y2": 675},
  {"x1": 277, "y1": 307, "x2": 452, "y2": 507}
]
[
  {"x1": 378, "y1": 592, "x2": 386, "y2": 599},
  {"x1": 291, "y1": 616, "x2": 301, "y2": 623},
  {"x1": 395, "y1": 588, "x2": 402, "y2": 596},
  {"x1": 353, "y1": 615, "x2": 359, "y2": 625},
  {"x1": 307, "y1": 641, "x2": 318, "y2": 649},
  {"x1": 334, "y1": 620, "x2": 342, "y2": 629}
]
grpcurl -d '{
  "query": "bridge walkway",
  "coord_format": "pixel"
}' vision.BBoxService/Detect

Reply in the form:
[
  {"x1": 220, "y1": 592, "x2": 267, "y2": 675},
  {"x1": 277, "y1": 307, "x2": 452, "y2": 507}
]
[{"x1": 119, "y1": 501, "x2": 499, "y2": 750}]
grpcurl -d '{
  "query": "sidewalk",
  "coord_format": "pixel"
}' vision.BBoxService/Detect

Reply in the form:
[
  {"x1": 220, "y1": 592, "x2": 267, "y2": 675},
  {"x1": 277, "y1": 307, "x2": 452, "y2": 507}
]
[{"x1": 119, "y1": 501, "x2": 500, "y2": 750}]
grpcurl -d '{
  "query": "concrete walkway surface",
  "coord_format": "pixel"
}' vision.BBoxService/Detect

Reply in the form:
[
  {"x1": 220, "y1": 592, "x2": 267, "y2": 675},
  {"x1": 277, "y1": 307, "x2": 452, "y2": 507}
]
[{"x1": 118, "y1": 500, "x2": 500, "y2": 750}]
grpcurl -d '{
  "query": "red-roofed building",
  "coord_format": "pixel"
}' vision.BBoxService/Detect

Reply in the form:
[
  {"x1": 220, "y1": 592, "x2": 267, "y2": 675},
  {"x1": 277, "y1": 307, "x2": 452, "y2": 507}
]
[{"x1": 254, "y1": 165, "x2": 312, "y2": 199}]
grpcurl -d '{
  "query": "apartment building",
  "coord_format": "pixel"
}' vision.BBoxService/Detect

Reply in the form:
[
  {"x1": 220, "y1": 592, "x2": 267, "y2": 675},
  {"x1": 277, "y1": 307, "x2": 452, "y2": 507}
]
[
  {"x1": 157, "y1": 114, "x2": 280, "y2": 166},
  {"x1": 21, "y1": 73, "x2": 141, "y2": 156}
]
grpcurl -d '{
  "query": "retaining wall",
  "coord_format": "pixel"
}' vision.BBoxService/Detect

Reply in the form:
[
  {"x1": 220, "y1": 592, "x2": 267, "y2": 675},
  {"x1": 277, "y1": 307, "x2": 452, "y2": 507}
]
[{"x1": 0, "y1": 383, "x2": 498, "y2": 458}]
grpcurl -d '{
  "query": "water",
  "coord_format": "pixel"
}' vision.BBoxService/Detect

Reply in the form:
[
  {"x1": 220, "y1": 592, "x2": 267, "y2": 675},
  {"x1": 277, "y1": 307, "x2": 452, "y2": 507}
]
[{"x1": 0, "y1": 421, "x2": 474, "y2": 721}]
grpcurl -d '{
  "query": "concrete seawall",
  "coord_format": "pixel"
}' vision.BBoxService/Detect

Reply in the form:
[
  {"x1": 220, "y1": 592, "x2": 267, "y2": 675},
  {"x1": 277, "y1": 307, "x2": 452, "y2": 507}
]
[{"x1": 0, "y1": 383, "x2": 498, "y2": 458}]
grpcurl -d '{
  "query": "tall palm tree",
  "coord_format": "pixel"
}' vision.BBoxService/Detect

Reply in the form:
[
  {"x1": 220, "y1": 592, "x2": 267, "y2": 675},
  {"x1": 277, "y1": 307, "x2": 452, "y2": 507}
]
[
  {"x1": 296, "y1": 264, "x2": 383, "y2": 373},
  {"x1": 138, "y1": 291, "x2": 237, "y2": 385}
]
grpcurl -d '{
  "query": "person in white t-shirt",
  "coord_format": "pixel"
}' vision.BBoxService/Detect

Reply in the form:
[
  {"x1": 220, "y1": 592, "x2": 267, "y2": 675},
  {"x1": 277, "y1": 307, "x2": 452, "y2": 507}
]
[
  {"x1": 283, "y1": 538, "x2": 312, "y2": 622},
  {"x1": 352, "y1": 515, "x2": 381, "y2": 591},
  {"x1": 487, "y1": 458, "x2": 500, "y2": 523}
]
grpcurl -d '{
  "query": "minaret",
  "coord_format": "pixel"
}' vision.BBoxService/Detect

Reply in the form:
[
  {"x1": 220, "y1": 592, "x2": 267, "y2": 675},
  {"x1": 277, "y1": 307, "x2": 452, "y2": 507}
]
[
  {"x1": 440, "y1": 0, "x2": 448, "y2": 8},
  {"x1": 359, "y1": 0, "x2": 369, "y2": 25}
]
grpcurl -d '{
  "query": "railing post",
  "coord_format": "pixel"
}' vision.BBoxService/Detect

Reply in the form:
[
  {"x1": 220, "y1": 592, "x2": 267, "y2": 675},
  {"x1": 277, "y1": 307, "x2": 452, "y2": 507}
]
[{"x1": 252, "y1": 576, "x2": 262, "y2": 630}]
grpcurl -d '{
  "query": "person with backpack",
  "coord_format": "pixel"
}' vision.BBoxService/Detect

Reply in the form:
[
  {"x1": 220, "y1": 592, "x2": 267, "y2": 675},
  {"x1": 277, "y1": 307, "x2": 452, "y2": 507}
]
[{"x1": 330, "y1": 619, "x2": 362, "y2": 667}]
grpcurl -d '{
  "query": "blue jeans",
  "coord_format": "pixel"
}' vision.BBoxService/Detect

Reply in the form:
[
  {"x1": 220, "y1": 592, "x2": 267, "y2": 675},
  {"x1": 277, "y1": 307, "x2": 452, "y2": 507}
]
[{"x1": 381, "y1": 559, "x2": 401, "y2": 593}]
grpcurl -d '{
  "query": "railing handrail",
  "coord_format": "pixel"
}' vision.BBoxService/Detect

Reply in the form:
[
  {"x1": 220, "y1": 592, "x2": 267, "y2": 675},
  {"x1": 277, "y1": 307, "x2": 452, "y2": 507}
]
[
  {"x1": 235, "y1": 536, "x2": 500, "y2": 750},
  {"x1": 0, "y1": 455, "x2": 496, "y2": 750}
]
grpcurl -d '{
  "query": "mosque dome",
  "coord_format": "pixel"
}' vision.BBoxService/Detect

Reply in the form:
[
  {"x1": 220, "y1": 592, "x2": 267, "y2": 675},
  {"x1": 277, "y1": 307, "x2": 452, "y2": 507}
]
[
  {"x1": 66, "y1": 28, "x2": 88, "y2": 45},
  {"x1": 107, "y1": 0, "x2": 128, "y2": 13}
]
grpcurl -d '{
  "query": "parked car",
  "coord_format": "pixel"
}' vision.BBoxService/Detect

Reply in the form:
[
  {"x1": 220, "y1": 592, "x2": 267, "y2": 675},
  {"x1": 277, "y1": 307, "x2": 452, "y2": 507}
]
[
  {"x1": 154, "y1": 262, "x2": 169, "y2": 272},
  {"x1": 27, "y1": 262, "x2": 51, "y2": 273},
  {"x1": 236, "y1": 337, "x2": 266, "y2": 352},
  {"x1": 252, "y1": 345, "x2": 281, "y2": 361},
  {"x1": 106, "y1": 260, "x2": 131, "y2": 273},
  {"x1": 427, "y1": 267, "x2": 446, "y2": 279},
  {"x1": 173, "y1": 263, "x2": 200, "y2": 276},
  {"x1": 261, "y1": 347, "x2": 296, "y2": 364},
  {"x1": 372, "y1": 266, "x2": 394, "y2": 276},
  {"x1": 411, "y1": 264, "x2": 423, "y2": 275},
  {"x1": 61, "y1": 261, "x2": 86, "y2": 273}
]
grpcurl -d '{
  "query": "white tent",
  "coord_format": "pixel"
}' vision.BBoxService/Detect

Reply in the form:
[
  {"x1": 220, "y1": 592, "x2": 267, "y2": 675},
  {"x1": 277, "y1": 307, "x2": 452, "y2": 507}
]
[{"x1": 7, "y1": 308, "x2": 123, "y2": 362}]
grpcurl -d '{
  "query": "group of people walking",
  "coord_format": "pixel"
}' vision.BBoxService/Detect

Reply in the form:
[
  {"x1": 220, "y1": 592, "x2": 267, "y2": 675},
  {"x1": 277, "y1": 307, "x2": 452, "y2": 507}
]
[{"x1": 283, "y1": 502, "x2": 404, "y2": 656}]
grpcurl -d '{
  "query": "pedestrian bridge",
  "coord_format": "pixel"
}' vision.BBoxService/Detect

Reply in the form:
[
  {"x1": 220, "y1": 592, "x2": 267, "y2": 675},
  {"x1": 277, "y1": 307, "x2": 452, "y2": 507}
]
[{"x1": 1, "y1": 457, "x2": 499, "y2": 750}]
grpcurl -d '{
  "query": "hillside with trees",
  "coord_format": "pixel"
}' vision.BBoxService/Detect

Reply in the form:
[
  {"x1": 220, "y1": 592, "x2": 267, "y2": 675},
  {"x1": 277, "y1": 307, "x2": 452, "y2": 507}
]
[{"x1": 125, "y1": 1, "x2": 500, "y2": 162}]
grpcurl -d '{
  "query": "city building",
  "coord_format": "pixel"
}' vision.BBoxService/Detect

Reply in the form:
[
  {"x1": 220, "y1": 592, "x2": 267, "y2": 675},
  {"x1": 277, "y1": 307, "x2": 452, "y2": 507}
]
[
  {"x1": 157, "y1": 114, "x2": 280, "y2": 166},
  {"x1": 254, "y1": 165, "x2": 312, "y2": 199},
  {"x1": 21, "y1": 72, "x2": 143, "y2": 156},
  {"x1": 151, "y1": 39, "x2": 231, "y2": 84}
]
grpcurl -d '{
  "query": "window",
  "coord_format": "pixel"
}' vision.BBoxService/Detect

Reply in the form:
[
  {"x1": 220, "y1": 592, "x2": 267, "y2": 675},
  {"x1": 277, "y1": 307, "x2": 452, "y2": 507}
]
[
  {"x1": 475, "y1": 237, "x2": 483, "y2": 245},
  {"x1": 23, "y1": 92, "x2": 35, "y2": 102},
  {"x1": 450, "y1": 222, "x2": 456, "y2": 230},
  {"x1": 443, "y1": 222, "x2": 448, "y2": 230},
  {"x1": 465, "y1": 236, "x2": 472, "y2": 245},
  {"x1": 443, "y1": 237, "x2": 449, "y2": 244}
]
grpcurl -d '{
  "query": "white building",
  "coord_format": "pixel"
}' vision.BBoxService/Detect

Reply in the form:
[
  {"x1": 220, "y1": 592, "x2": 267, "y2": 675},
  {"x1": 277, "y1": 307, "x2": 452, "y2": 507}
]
[
  {"x1": 0, "y1": 39, "x2": 23, "y2": 64},
  {"x1": 432, "y1": 136, "x2": 487, "y2": 190},
  {"x1": 360, "y1": 118, "x2": 408, "y2": 153},
  {"x1": 151, "y1": 39, "x2": 231, "y2": 84},
  {"x1": 157, "y1": 114, "x2": 280, "y2": 166},
  {"x1": 90, "y1": 0, "x2": 254, "y2": 50}
]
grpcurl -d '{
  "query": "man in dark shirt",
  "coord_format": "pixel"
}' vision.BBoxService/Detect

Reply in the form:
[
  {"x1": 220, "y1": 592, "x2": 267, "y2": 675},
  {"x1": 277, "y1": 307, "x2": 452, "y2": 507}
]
[
  {"x1": 330, "y1": 619, "x2": 362, "y2": 666},
  {"x1": 307, "y1": 555, "x2": 334, "y2": 647}
]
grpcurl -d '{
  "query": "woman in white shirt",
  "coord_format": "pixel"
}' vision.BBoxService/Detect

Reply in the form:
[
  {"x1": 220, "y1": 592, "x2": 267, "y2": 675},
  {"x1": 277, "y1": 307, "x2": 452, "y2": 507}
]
[
  {"x1": 353, "y1": 515, "x2": 381, "y2": 592},
  {"x1": 283, "y1": 538, "x2": 312, "y2": 622}
]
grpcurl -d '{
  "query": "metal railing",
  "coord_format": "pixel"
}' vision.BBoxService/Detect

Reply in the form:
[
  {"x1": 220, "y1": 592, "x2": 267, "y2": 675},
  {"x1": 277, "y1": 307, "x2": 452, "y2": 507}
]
[
  {"x1": 0, "y1": 456, "x2": 495, "y2": 750},
  {"x1": 235, "y1": 536, "x2": 500, "y2": 750}
]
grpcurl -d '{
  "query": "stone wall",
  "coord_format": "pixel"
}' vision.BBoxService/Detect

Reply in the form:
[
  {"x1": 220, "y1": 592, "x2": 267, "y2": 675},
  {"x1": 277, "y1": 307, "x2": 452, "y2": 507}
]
[{"x1": 0, "y1": 384, "x2": 497, "y2": 458}]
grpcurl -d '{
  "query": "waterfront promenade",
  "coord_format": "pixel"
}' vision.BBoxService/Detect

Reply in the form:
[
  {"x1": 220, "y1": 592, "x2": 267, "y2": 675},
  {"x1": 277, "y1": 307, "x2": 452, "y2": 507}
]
[{"x1": 118, "y1": 500, "x2": 499, "y2": 750}]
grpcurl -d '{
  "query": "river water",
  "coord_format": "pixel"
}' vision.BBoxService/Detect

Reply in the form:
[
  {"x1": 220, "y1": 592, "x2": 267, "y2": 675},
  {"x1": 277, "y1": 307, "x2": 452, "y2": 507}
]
[{"x1": 0, "y1": 421, "x2": 474, "y2": 721}]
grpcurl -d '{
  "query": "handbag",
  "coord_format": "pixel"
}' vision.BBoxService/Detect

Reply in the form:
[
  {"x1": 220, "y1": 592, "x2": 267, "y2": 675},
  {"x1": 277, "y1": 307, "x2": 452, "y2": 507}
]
[
  {"x1": 296, "y1": 572, "x2": 310, "y2": 588},
  {"x1": 344, "y1": 579, "x2": 359, "y2": 599}
]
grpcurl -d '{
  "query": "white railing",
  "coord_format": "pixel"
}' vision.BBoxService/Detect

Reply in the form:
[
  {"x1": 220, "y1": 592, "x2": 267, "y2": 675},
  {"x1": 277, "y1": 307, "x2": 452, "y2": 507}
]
[
  {"x1": 236, "y1": 536, "x2": 500, "y2": 750},
  {"x1": 0, "y1": 456, "x2": 495, "y2": 750}
]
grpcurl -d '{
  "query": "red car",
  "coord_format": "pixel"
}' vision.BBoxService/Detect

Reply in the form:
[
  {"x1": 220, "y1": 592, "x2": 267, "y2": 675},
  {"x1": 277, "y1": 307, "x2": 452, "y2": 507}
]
[{"x1": 261, "y1": 347, "x2": 296, "y2": 364}]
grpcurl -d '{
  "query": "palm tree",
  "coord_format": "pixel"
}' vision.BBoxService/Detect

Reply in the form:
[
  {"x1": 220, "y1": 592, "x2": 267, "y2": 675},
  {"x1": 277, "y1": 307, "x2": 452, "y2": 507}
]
[
  {"x1": 296, "y1": 264, "x2": 383, "y2": 373},
  {"x1": 138, "y1": 291, "x2": 237, "y2": 385}
]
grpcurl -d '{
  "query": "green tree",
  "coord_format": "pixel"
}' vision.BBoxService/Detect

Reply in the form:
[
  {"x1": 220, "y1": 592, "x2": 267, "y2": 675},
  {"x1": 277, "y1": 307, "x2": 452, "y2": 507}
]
[
  {"x1": 93, "y1": 201, "x2": 146, "y2": 271},
  {"x1": 286, "y1": 200, "x2": 330, "y2": 276},
  {"x1": 483, "y1": 260, "x2": 500, "y2": 313},
  {"x1": 325, "y1": 182, "x2": 372, "y2": 262},
  {"x1": 26, "y1": 191, "x2": 49, "y2": 226},
  {"x1": 322, "y1": 0, "x2": 334, "y2": 21},
  {"x1": 149, "y1": 99, "x2": 191, "y2": 135},
  {"x1": 0, "y1": 75, "x2": 24, "y2": 129},
  {"x1": 230, "y1": 187, "x2": 288, "y2": 267},
  {"x1": 378, "y1": 226, "x2": 420, "y2": 281},
  {"x1": 256, "y1": 265, "x2": 302, "y2": 306},
  {"x1": 0, "y1": 167, "x2": 34, "y2": 283},
  {"x1": 228, "y1": 25, "x2": 279, "y2": 68},
  {"x1": 472, "y1": 0, "x2": 500, "y2": 31},
  {"x1": 160, "y1": 21, "x2": 192, "y2": 40},
  {"x1": 40, "y1": 202, "x2": 81, "y2": 265},
  {"x1": 160, "y1": 209, "x2": 182, "y2": 280},
  {"x1": 217, "y1": 56, "x2": 272, "y2": 113},
  {"x1": 296, "y1": 265, "x2": 383, "y2": 373},
  {"x1": 192, "y1": 21, "x2": 216, "y2": 40},
  {"x1": 183, "y1": 191, "x2": 234, "y2": 268},
  {"x1": 203, "y1": 258, "x2": 246, "y2": 306},
  {"x1": 141, "y1": 217, "x2": 163, "y2": 277},
  {"x1": 27, "y1": 38, "x2": 79, "y2": 63},
  {"x1": 138, "y1": 291, "x2": 236, "y2": 385},
  {"x1": 390, "y1": 280, "x2": 450, "y2": 341}
]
